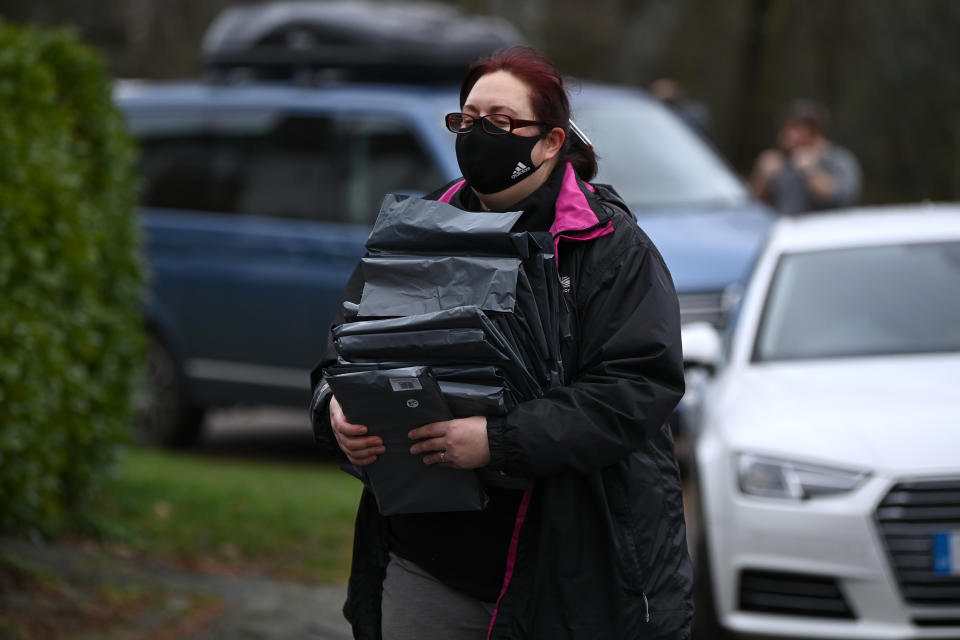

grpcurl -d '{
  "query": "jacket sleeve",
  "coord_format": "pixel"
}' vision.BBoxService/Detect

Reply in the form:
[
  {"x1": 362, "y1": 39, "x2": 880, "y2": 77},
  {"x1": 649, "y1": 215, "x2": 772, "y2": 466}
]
[
  {"x1": 309, "y1": 262, "x2": 366, "y2": 456},
  {"x1": 486, "y1": 234, "x2": 685, "y2": 477}
]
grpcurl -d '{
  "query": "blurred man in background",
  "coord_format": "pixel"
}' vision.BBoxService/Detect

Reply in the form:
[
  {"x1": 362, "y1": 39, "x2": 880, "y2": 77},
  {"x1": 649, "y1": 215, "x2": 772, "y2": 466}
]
[{"x1": 750, "y1": 99, "x2": 861, "y2": 215}]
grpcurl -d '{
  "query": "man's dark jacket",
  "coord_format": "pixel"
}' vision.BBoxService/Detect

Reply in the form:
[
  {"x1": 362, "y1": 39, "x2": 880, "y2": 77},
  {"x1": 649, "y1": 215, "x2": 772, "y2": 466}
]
[{"x1": 311, "y1": 163, "x2": 692, "y2": 639}]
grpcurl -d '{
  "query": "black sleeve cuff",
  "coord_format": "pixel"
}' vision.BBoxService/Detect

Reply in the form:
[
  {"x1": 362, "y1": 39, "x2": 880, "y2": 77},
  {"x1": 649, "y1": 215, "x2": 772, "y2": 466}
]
[
  {"x1": 481, "y1": 415, "x2": 533, "y2": 489},
  {"x1": 309, "y1": 381, "x2": 337, "y2": 452},
  {"x1": 486, "y1": 415, "x2": 508, "y2": 470}
]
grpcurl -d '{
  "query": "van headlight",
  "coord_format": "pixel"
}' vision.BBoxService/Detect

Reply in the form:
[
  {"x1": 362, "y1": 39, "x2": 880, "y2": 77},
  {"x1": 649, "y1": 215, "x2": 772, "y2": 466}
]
[{"x1": 737, "y1": 454, "x2": 868, "y2": 500}]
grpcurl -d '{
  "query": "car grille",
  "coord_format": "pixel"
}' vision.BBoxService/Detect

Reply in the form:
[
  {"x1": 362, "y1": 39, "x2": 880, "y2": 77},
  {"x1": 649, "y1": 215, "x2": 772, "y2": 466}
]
[
  {"x1": 738, "y1": 569, "x2": 856, "y2": 619},
  {"x1": 678, "y1": 291, "x2": 725, "y2": 327},
  {"x1": 876, "y1": 479, "x2": 960, "y2": 606}
]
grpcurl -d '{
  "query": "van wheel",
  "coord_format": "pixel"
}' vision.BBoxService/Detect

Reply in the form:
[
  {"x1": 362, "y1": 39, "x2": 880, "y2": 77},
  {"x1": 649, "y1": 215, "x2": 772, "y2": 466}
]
[{"x1": 136, "y1": 336, "x2": 205, "y2": 447}]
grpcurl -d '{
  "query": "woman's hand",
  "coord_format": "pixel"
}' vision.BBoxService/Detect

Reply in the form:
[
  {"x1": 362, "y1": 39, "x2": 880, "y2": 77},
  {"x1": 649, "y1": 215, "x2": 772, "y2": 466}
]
[
  {"x1": 408, "y1": 416, "x2": 490, "y2": 469},
  {"x1": 329, "y1": 395, "x2": 385, "y2": 466}
]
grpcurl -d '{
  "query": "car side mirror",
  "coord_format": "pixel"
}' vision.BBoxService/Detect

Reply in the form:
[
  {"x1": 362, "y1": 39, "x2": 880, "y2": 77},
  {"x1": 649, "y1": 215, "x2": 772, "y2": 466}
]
[{"x1": 681, "y1": 321, "x2": 721, "y2": 371}]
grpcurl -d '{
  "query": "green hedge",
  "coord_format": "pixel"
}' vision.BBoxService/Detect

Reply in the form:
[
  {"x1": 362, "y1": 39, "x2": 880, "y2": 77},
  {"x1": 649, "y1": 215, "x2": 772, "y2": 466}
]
[{"x1": 0, "y1": 19, "x2": 144, "y2": 536}]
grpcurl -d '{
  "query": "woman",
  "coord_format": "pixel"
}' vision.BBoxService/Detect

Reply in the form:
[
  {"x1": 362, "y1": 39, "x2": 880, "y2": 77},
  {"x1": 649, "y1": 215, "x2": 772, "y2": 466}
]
[{"x1": 311, "y1": 46, "x2": 691, "y2": 639}]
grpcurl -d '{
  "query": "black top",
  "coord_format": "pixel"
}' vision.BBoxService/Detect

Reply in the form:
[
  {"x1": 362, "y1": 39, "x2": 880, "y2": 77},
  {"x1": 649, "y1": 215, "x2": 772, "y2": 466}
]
[{"x1": 387, "y1": 165, "x2": 566, "y2": 603}]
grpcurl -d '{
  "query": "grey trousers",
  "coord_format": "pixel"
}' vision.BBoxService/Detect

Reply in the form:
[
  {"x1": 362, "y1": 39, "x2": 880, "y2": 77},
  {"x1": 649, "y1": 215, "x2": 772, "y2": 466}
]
[{"x1": 381, "y1": 552, "x2": 496, "y2": 640}]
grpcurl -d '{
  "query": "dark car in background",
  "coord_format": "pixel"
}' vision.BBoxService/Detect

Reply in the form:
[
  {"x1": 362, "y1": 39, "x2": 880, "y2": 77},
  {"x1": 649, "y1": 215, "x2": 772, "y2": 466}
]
[{"x1": 123, "y1": 1, "x2": 773, "y2": 445}]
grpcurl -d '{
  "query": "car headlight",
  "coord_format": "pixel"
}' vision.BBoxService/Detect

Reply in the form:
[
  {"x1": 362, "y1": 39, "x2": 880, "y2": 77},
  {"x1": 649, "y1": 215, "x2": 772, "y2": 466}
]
[{"x1": 737, "y1": 453, "x2": 868, "y2": 500}]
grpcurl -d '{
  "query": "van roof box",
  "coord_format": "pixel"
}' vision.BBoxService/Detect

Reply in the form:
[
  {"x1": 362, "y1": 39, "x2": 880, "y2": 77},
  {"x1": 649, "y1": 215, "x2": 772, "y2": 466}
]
[{"x1": 202, "y1": 1, "x2": 525, "y2": 84}]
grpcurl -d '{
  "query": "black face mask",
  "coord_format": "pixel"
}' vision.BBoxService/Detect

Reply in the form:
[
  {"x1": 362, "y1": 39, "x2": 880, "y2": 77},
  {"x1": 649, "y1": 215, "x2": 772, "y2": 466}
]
[{"x1": 455, "y1": 126, "x2": 543, "y2": 195}]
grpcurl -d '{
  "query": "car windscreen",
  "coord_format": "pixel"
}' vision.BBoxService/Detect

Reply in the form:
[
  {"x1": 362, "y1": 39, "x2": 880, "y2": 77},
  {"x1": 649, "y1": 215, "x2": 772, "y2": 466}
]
[
  {"x1": 753, "y1": 241, "x2": 960, "y2": 361},
  {"x1": 573, "y1": 96, "x2": 747, "y2": 207}
]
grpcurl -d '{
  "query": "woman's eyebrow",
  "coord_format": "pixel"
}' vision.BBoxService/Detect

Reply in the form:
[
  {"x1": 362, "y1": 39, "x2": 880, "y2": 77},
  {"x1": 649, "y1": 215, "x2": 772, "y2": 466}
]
[
  {"x1": 487, "y1": 104, "x2": 519, "y2": 115},
  {"x1": 463, "y1": 103, "x2": 518, "y2": 115}
]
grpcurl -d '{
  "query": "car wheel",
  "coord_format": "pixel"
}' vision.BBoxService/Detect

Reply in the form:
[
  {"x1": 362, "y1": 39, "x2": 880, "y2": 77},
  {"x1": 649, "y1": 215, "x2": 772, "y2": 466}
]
[
  {"x1": 691, "y1": 484, "x2": 732, "y2": 640},
  {"x1": 135, "y1": 335, "x2": 205, "y2": 447}
]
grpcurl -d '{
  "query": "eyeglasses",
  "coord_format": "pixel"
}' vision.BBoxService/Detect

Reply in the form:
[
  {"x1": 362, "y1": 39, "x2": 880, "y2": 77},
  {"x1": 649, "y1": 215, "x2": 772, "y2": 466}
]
[{"x1": 445, "y1": 112, "x2": 545, "y2": 135}]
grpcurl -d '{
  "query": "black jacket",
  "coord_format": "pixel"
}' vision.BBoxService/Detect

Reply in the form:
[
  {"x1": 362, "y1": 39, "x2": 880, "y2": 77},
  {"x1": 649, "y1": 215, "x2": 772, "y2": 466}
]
[{"x1": 311, "y1": 164, "x2": 692, "y2": 639}]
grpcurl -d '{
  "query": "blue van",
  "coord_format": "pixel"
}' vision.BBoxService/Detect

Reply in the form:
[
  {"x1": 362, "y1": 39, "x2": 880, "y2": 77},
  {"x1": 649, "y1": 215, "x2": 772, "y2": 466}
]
[
  {"x1": 118, "y1": 4, "x2": 773, "y2": 444},
  {"x1": 119, "y1": 77, "x2": 772, "y2": 445}
]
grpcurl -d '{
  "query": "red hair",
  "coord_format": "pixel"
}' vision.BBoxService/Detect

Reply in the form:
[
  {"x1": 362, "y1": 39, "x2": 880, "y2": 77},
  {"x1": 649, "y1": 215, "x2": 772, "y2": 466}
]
[{"x1": 460, "y1": 46, "x2": 598, "y2": 181}]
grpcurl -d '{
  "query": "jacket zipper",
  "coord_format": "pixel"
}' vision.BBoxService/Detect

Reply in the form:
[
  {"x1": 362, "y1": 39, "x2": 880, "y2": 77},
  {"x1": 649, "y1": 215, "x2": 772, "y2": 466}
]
[{"x1": 642, "y1": 592, "x2": 651, "y2": 623}]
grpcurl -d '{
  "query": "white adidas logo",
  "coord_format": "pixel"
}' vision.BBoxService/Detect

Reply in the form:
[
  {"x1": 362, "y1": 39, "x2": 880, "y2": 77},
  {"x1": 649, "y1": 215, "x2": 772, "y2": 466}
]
[{"x1": 510, "y1": 161, "x2": 531, "y2": 180}]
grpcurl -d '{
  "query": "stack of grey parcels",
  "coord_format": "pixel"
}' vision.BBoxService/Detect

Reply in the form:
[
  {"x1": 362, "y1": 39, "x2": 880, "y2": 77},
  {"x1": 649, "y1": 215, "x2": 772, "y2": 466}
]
[{"x1": 324, "y1": 194, "x2": 568, "y2": 515}]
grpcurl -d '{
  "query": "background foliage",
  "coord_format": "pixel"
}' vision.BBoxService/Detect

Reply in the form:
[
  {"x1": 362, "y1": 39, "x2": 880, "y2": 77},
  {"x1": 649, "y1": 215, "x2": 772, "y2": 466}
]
[
  {"x1": 3, "y1": 0, "x2": 955, "y2": 205},
  {"x1": 0, "y1": 19, "x2": 143, "y2": 536}
]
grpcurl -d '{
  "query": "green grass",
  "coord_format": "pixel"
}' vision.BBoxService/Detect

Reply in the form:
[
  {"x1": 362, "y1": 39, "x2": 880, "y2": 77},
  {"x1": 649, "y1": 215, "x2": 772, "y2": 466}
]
[{"x1": 75, "y1": 447, "x2": 362, "y2": 583}]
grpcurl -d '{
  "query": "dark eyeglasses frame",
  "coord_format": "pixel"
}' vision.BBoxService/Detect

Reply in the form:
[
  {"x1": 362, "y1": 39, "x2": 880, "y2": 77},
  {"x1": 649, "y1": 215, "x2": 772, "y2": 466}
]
[{"x1": 445, "y1": 112, "x2": 545, "y2": 135}]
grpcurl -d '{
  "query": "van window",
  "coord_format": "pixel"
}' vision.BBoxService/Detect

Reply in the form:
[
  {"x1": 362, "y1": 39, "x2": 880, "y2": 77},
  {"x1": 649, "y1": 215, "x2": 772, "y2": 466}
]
[{"x1": 136, "y1": 111, "x2": 441, "y2": 225}]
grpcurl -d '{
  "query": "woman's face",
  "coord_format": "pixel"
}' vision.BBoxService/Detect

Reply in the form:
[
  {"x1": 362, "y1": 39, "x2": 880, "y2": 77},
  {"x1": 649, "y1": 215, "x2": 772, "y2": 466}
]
[{"x1": 462, "y1": 70, "x2": 556, "y2": 165}]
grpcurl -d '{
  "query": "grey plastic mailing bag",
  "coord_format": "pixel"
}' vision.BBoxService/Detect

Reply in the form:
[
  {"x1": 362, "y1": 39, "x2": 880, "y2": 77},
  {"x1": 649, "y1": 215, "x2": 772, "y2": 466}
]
[
  {"x1": 332, "y1": 305, "x2": 542, "y2": 399},
  {"x1": 355, "y1": 259, "x2": 560, "y2": 388},
  {"x1": 364, "y1": 194, "x2": 563, "y2": 384},
  {"x1": 325, "y1": 361, "x2": 518, "y2": 417},
  {"x1": 325, "y1": 366, "x2": 489, "y2": 515},
  {"x1": 366, "y1": 194, "x2": 526, "y2": 256},
  {"x1": 359, "y1": 255, "x2": 521, "y2": 317},
  {"x1": 324, "y1": 194, "x2": 569, "y2": 514}
]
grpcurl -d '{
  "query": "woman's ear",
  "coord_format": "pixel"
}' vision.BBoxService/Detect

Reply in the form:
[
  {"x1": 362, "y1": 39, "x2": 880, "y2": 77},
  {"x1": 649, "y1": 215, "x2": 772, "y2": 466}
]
[{"x1": 540, "y1": 126, "x2": 566, "y2": 161}]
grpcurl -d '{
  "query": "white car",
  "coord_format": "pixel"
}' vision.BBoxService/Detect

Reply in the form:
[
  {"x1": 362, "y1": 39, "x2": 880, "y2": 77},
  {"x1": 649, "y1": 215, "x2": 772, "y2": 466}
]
[{"x1": 684, "y1": 205, "x2": 960, "y2": 639}]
